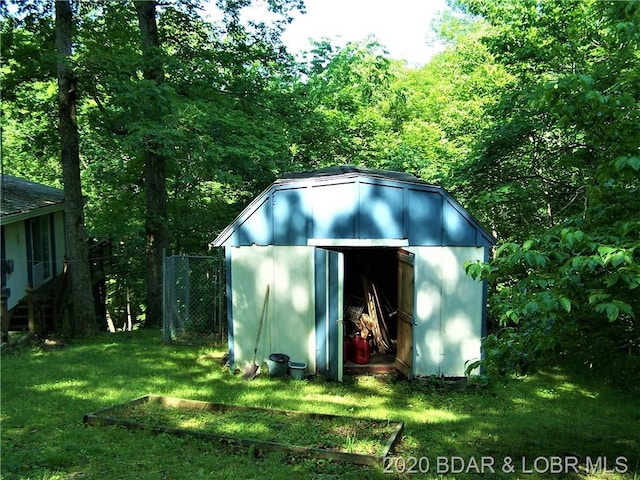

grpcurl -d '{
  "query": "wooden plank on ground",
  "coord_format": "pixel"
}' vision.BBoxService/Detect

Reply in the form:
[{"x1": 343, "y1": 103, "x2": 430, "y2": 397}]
[{"x1": 83, "y1": 394, "x2": 404, "y2": 467}]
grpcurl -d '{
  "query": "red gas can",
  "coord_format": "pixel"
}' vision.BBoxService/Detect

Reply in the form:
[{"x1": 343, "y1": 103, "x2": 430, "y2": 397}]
[
  {"x1": 350, "y1": 335, "x2": 370, "y2": 364},
  {"x1": 343, "y1": 338, "x2": 350, "y2": 361}
]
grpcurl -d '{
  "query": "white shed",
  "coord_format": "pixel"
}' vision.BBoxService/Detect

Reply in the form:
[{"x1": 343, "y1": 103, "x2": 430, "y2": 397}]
[{"x1": 211, "y1": 166, "x2": 495, "y2": 380}]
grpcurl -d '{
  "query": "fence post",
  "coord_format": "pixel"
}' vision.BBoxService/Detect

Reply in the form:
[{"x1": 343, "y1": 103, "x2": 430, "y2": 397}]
[{"x1": 162, "y1": 254, "x2": 168, "y2": 344}]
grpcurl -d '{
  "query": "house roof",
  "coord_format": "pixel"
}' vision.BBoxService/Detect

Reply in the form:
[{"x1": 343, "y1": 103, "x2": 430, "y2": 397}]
[
  {"x1": 212, "y1": 165, "x2": 496, "y2": 248},
  {"x1": 1, "y1": 175, "x2": 65, "y2": 223}
]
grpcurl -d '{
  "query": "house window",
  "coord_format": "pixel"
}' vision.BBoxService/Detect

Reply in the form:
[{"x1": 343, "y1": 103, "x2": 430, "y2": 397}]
[{"x1": 30, "y1": 216, "x2": 52, "y2": 288}]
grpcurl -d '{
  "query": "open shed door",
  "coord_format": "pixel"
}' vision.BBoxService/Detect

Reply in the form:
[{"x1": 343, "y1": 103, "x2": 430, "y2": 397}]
[
  {"x1": 395, "y1": 249, "x2": 415, "y2": 378},
  {"x1": 315, "y1": 248, "x2": 344, "y2": 381}
]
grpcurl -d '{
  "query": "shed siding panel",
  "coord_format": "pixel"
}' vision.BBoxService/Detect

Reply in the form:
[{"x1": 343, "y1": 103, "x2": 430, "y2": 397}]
[
  {"x1": 237, "y1": 198, "x2": 273, "y2": 246},
  {"x1": 229, "y1": 245, "x2": 315, "y2": 373},
  {"x1": 311, "y1": 183, "x2": 357, "y2": 239},
  {"x1": 439, "y1": 247, "x2": 484, "y2": 376},
  {"x1": 411, "y1": 247, "x2": 443, "y2": 376},
  {"x1": 271, "y1": 246, "x2": 315, "y2": 371},
  {"x1": 273, "y1": 188, "x2": 309, "y2": 245},
  {"x1": 230, "y1": 246, "x2": 274, "y2": 369},
  {"x1": 411, "y1": 246, "x2": 484, "y2": 377},
  {"x1": 215, "y1": 175, "x2": 495, "y2": 248},
  {"x1": 407, "y1": 190, "x2": 442, "y2": 245},
  {"x1": 358, "y1": 183, "x2": 404, "y2": 239},
  {"x1": 443, "y1": 201, "x2": 477, "y2": 246}
]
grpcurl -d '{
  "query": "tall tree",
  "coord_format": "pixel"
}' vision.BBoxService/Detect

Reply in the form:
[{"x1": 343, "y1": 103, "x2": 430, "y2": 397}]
[
  {"x1": 55, "y1": 0, "x2": 97, "y2": 335},
  {"x1": 133, "y1": 0, "x2": 169, "y2": 328}
]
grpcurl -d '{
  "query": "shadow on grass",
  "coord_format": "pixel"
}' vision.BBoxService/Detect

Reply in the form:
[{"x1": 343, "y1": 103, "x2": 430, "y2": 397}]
[{"x1": 2, "y1": 330, "x2": 639, "y2": 479}]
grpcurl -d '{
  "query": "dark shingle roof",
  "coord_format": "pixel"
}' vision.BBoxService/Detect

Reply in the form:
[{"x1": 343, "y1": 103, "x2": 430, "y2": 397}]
[
  {"x1": 1, "y1": 175, "x2": 65, "y2": 220},
  {"x1": 278, "y1": 164, "x2": 424, "y2": 184}
]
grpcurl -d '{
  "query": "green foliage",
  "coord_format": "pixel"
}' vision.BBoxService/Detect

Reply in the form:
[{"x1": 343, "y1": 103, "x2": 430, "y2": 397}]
[
  {"x1": 467, "y1": 223, "x2": 640, "y2": 384},
  {"x1": 3, "y1": 0, "x2": 309, "y2": 323},
  {"x1": 4, "y1": 1, "x2": 507, "y2": 330},
  {"x1": 396, "y1": 16, "x2": 510, "y2": 186},
  {"x1": 468, "y1": 227, "x2": 640, "y2": 384},
  {"x1": 294, "y1": 39, "x2": 399, "y2": 168},
  {"x1": 456, "y1": 0, "x2": 640, "y2": 386}
]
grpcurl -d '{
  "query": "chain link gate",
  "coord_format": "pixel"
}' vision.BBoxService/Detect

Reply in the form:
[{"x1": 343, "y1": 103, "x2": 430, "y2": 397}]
[{"x1": 163, "y1": 251, "x2": 226, "y2": 345}]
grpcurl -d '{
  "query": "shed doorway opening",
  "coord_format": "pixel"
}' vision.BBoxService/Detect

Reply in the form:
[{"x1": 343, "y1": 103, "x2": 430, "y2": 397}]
[{"x1": 341, "y1": 247, "x2": 412, "y2": 376}]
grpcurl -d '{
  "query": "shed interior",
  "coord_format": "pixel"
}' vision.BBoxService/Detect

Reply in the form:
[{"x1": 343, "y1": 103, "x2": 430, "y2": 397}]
[{"x1": 340, "y1": 247, "x2": 402, "y2": 372}]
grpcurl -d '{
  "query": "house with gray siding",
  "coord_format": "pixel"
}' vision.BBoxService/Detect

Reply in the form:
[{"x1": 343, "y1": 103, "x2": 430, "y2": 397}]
[{"x1": 1, "y1": 175, "x2": 67, "y2": 312}]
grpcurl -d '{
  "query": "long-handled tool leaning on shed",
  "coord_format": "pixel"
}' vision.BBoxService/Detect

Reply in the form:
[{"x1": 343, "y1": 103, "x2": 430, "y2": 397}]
[{"x1": 243, "y1": 284, "x2": 270, "y2": 380}]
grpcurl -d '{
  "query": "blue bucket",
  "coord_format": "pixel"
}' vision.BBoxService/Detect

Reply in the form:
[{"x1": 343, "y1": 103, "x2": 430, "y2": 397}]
[
  {"x1": 288, "y1": 361, "x2": 307, "y2": 380},
  {"x1": 267, "y1": 353, "x2": 289, "y2": 377}
]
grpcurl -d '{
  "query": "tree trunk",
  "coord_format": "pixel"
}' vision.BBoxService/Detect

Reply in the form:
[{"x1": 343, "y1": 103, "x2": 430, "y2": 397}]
[
  {"x1": 134, "y1": 0, "x2": 169, "y2": 328},
  {"x1": 55, "y1": 0, "x2": 97, "y2": 335}
]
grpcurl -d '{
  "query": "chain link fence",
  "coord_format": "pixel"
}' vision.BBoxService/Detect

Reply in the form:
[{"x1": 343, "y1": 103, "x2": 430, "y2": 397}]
[{"x1": 163, "y1": 251, "x2": 226, "y2": 345}]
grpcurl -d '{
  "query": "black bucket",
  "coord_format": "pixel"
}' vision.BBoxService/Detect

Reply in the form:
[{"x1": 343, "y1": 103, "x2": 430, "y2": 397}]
[{"x1": 267, "y1": 353, "x2": 290, "y2": 377}]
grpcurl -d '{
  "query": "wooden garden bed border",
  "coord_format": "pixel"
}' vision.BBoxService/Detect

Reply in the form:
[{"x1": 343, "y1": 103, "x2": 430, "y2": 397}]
[{"x1": 83, "y1": 394, "x2": 404, "y2": 466}]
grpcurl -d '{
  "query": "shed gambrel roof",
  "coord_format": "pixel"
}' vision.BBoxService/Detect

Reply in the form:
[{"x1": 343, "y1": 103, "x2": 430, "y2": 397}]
[
  {"x1": 212, "y1": 165, "x2": 496, "y2": 248},
  {"x1": 0, "y1": 175, "x2": 65, "y2": 224}
]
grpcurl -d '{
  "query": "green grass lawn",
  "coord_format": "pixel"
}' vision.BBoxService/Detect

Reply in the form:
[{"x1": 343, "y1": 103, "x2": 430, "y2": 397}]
[{"x1": 1, "y1": 330, "x2": 638, "y2": 479}]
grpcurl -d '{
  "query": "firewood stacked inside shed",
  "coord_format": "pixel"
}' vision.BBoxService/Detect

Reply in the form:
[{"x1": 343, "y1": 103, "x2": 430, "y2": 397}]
[{"x1": 344, "y1": 275, "x2": 395, "y2": 355}]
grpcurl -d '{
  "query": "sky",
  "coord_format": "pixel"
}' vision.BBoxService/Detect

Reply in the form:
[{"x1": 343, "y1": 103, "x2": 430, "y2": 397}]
[{"x1": 206, "y1": 0, "x2": 450, "y2": 67}]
